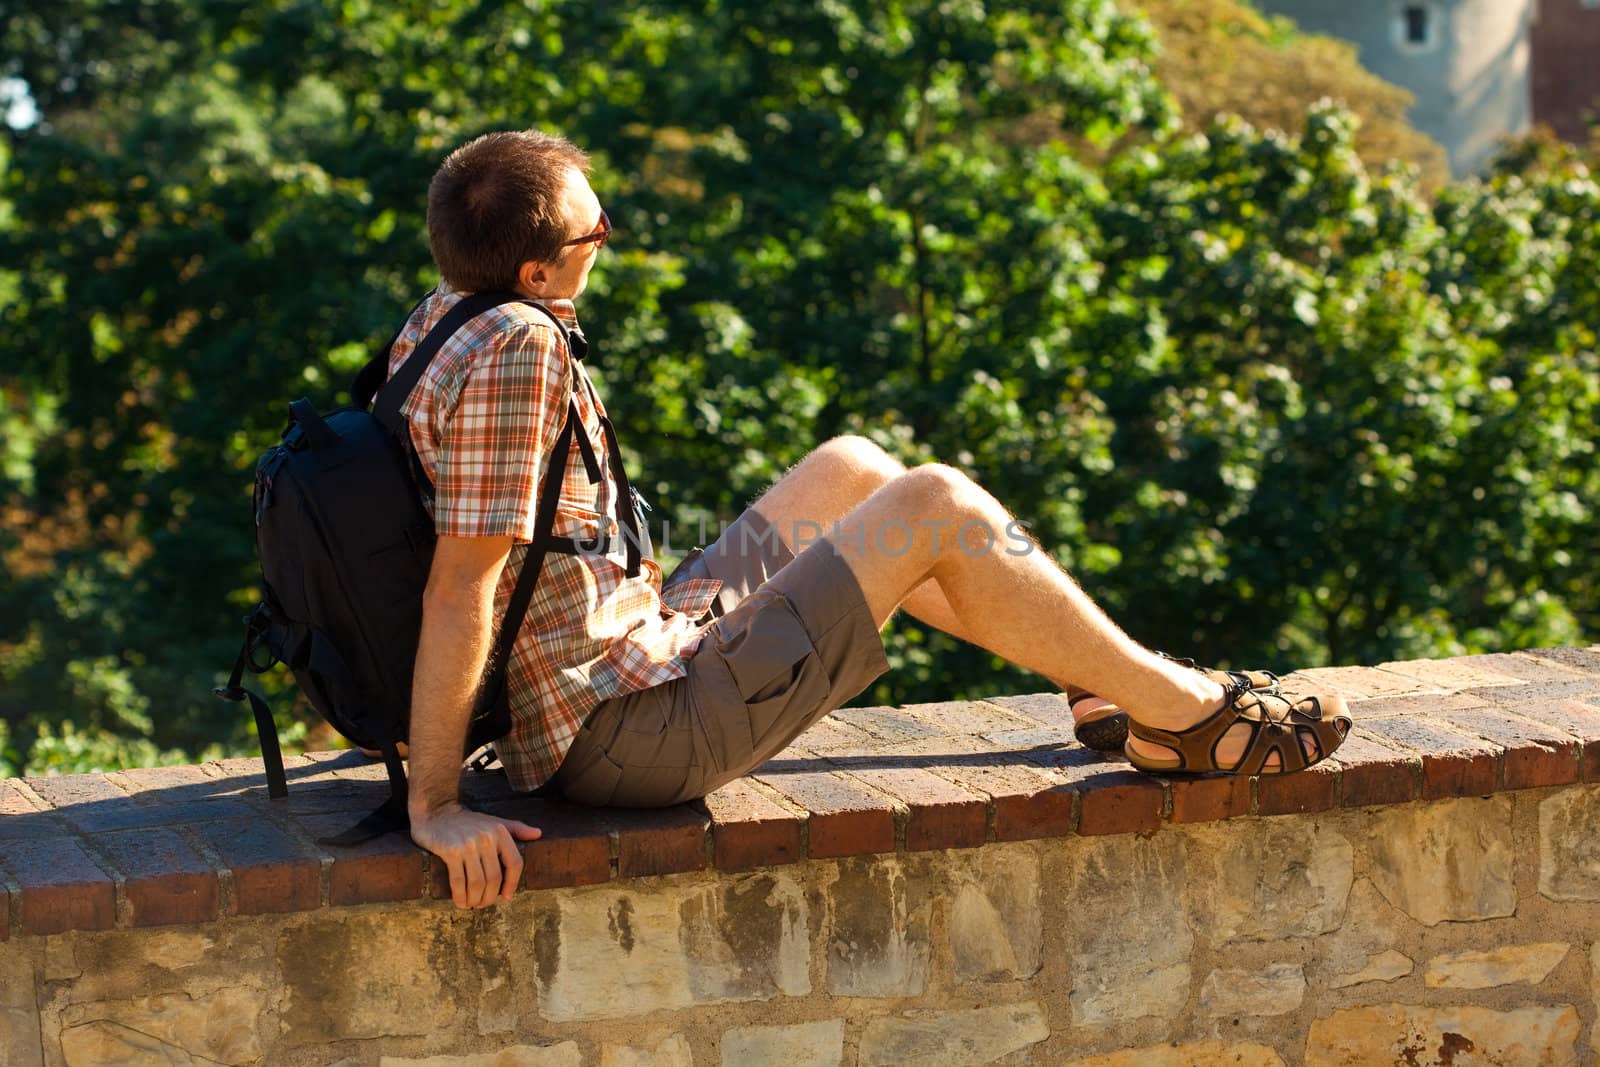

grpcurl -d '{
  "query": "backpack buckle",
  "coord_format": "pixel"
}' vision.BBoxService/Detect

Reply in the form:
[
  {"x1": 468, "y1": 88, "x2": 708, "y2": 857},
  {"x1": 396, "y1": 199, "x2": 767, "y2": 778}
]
[{"x1": 467, "y1": 745, "x2": 500, "y2": 773}]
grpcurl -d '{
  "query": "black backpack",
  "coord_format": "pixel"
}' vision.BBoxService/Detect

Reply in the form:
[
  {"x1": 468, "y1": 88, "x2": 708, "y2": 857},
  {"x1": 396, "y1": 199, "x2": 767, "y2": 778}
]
[{"x1": 214, "y1": 291, "x2": 652, "y2": 843}]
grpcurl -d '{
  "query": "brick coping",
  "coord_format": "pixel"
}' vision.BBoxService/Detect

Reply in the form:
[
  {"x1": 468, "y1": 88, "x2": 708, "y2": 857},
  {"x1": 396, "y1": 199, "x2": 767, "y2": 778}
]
[{"x1": 3, "y1": 646, "x2": 1599, "y2": 940}]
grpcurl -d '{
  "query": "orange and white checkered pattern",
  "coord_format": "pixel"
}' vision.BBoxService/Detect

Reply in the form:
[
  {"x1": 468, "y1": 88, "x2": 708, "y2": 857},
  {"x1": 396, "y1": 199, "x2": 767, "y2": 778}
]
[{"x1": 390, "y1": 283, "x2": 723, "y2": 789}]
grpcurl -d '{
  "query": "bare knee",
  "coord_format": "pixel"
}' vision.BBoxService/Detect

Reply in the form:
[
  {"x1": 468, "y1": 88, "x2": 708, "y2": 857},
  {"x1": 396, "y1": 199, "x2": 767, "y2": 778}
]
[
  {"x1": 895, "y1": 462, "x2": 985, "y2": 515},
  {"x1": 810, "y1": 434, "x2": 905, "y2": 489}
]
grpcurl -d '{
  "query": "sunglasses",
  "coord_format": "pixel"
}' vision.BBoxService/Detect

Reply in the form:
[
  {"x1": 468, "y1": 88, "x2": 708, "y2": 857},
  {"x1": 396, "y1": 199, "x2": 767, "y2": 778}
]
[{"x1": 561, "y1": 208, "x2": 611, "y2": 250}]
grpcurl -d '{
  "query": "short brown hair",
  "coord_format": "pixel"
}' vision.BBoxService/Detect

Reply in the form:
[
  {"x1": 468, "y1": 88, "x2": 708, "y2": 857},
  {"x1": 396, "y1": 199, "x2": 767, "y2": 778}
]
[{"x1": 426, "y1": 130, "x2": 590, "y2": 292}]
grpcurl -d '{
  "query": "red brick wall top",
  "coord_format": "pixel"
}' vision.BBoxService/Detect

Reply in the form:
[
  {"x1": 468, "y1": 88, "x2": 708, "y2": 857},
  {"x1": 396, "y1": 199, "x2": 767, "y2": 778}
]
[{"x1": 3, "y1": 645, "x2": 1600, "y2": 939}]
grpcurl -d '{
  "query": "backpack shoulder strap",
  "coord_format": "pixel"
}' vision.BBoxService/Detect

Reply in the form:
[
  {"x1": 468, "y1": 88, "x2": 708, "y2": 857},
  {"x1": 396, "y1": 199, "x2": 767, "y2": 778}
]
[
  {"x1": 368, "y1": 290, "x2": 529, "y2": 432},
  {"x1": 350, "y1": 289, "x2": 434, "y2": 411}
]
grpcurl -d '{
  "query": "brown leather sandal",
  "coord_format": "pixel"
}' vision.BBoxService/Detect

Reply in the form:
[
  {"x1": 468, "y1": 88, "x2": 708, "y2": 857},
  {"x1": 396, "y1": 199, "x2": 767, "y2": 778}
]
[
  {"x1": 1068, "y1": 655, "x2": 1282, "y2": 754},
  {"x1": 1123, "y1": 681, "x2": 1352, "y2": 776}
]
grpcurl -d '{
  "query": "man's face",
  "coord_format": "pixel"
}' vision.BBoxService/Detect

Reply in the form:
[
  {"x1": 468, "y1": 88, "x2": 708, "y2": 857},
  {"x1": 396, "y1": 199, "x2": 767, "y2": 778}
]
[{"x1": 529, "y1": 167, "x2": 605, "y2": 301}]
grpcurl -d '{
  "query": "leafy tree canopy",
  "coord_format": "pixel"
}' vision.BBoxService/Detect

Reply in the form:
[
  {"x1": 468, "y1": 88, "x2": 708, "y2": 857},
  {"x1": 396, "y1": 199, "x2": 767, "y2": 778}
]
[{"x1": 0, "y1": 0, "x2": 1593, "y2": 775}]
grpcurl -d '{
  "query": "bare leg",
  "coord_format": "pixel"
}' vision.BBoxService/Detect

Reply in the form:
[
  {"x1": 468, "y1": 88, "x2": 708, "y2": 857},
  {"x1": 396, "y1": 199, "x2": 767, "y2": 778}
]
[{"x1": 744, "y1": 438, "x2": 1300, "y2": 767}]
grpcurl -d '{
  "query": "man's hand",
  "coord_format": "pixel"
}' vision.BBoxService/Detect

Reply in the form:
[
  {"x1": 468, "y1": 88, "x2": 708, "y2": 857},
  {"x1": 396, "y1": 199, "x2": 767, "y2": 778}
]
[{"x1": 410, "y1": 803, "x2": 542, "y2": 909}]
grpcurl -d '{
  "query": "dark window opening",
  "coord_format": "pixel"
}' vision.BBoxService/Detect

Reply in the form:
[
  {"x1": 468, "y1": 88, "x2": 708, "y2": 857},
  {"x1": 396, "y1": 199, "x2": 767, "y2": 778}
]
[{"x1": 1404, "y1": 5, "x2": 1429, "y2": 44}]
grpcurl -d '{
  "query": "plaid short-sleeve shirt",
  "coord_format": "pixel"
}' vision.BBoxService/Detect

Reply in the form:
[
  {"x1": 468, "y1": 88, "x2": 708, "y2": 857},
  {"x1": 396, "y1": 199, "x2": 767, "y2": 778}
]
[{"x1": 390, "y1": 283, "x2": 724, "y2": 790}]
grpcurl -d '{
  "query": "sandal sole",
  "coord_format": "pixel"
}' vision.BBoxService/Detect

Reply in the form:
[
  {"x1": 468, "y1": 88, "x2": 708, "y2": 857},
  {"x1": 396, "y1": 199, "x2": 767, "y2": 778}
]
[{"x1": 1074, "y1": 712, "x2": 1129, "y2": 753}]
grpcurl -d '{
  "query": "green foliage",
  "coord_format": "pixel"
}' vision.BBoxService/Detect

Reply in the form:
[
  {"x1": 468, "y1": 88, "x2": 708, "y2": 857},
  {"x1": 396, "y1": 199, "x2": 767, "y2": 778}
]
[
  {"x1": 0, "y1": 0, "x2": 1595, "y2": 772},
  {"x1": 1134, "y1": 0, "x2": 1450, "y2": 188}
]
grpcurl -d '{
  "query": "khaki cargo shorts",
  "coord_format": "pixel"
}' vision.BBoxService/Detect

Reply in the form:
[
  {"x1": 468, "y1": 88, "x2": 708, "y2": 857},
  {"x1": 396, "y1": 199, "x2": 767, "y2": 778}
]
[{"x1": 548, "y1": 508, "x2": 891, "y2": 807}]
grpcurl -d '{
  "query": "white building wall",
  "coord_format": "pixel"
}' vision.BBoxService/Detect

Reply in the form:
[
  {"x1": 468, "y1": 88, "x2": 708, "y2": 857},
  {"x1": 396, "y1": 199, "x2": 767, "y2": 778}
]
[{"x1": 1252, "y1": 0, "x2": 1536, "y2": 176}]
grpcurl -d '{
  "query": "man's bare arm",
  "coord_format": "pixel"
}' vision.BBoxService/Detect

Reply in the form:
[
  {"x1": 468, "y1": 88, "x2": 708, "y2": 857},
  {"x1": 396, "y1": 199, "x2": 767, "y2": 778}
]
[{"x1": 407, "y1": 534, "x2": 541, "y2": 909}]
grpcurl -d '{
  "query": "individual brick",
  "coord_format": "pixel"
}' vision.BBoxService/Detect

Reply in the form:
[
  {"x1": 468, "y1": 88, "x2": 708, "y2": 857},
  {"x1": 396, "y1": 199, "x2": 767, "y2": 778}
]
[
  {"x1": 1375, "y1": 657, "x2": 1527, "y2": 693},
  {"x1": 1432, "y1": 707, "x2": 1581, "y2": 791},
  {"x1": 0, "y1": 782, "x2": 48, "y2": 841},
  {"x1": 1023, "y1": 747, "x2": 1164, "y2": 836},
  {"x1": 702, "y1": 778, "x2": 803, "y2": 871},
  {"x1": 779, "y1": 713, "x2": 877, "y2": 754},
  {"x1": 834, "y1": 764, "x2": 986, "y2": 852},
  {"x1": 6, "y1": 838, "x2": 117, "y2": 935},
  {"x1": 299, "y1": 813, "x2": 425, "y2": 906},
  {"x1": 1346, "y1": 692, "x2": 1491, "y2": 719},
  {"x1": 1458, "y1": 652, "x2": 1589, "y2": 686},
  {"x1": 1286, "y1": 666, "x2": 1432, "y2": 700},
  {"x1": 830, "y1": 705, "x2": 947, "y2": 744},
  {"x1": 894, "y1": 699, "x2": 1036, "y2": 737},
  {"x1": 980, "y1": 726, "x2": 1078, "y2": 753},
  {"x1": 1333, "y1": 732, "x2": 1421, "y2": 808},
  {"x1": 187, "y1": 818, "x2": 323, "y2": 916},
  {"x1": 21, "y1": 772, "x2": 128, "y2": 810},
  {"x1": 983, "y1": 691, "x2": 1079, "y2": 730},
  {"x1": 754, "y1": 768, "x2": 896, "y2": 859},
  {"x1": 1256, "y1": 763, "x2": 1340, "y2": 817},
  {"x1": 96, "y1": 827, "x2": 220, "y2": 927},
  {"x1": 1360, "y1": 717, "x2": 1501, "y2": 799},
  {"x1": 1505, "y1": 699, "x2": 1600, "y2": 782},
  {"x1": 1168, "y1": 773, "x2": 1253, "y2": 824},
  {"x1": 114, "y1": 764, "x2": 222, "y2": 799},
  {"x1": 204, "y1": 754, "x2": 316, "y2": 797},
  {"x1": 53, "y1": 796, "x2": 259, "y2": 834},
  {"x1": 480, "y1": 797, "x2": 614, "y2": 891},
  {"x1": 611, "y1": 806, "x2": 710, "y2": 879}
]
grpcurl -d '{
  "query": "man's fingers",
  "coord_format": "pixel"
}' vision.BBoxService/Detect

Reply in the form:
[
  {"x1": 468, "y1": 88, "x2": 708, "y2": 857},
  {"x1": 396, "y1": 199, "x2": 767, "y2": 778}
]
[
  {"x1": 505, "y1": 820, "x2": 542, "y2": 841},
  {"x1": 496, "y1": 826, "x2": 525, "y2": 900},
  {"x1": 463, "y1": 848, "x2": 487, "y2": 909},
  {"x1": 476, "y1": 835, "x2": 502, "y2": 908},
  {"x1": 448, "y1": 857, "x2": 469, "y2": 911}
]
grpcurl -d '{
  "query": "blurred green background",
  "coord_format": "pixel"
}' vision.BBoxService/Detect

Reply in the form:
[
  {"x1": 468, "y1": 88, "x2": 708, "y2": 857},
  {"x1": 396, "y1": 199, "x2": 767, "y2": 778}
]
[{"x1": 2, "y1": 0, "x2": 1596, "y2": 775}]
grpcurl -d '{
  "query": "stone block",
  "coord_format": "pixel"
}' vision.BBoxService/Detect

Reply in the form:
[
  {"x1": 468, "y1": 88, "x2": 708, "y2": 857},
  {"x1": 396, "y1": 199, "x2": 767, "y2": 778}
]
[
  {"x1": 1539, "y1": 785, "x2": 1600, "y2": 901},
  {"x1": 1365, "y1": 796, "x2": 1516, "y2": 925},
  {"x1": 721, "y1": 1019, "x2": 843, "y2": 1067},
  {"x1": 277, "y1": 910, "x2": 459, "y2": 1044},
  {"x1": 1063, "y1": 833, "x2": 1190, "y2": 1026},
  {"x1": 603, "y1": 1033, "x2": 694, "y2": 1067},
  {"x1": 1305, "y1": 1004, "x2": 1581, "y2": 1066},
  {"x1": 1062, "y1": 1041, "x2": 1286, "y2": 1067},
  {"x1": 1185, "y1": 821, "x2": 1353, "y2": 942},
  {"x1": 1424, "y1": 942, "x2": 1570, "y2": 989},
  {"x1": 825, "y1": 856, "x2": 932, "y2": 997},
  {"x1": 378, "y1": 1045, "x2": 582, "y2": 1067},
  {"x1": 947, "y1": 845, "x2": 1042, "y2": 983},
  {"x1": 534, "y1": 872, "x2": 808, "y2": 1020},
  {"x1": 1198, "y1": 963, "x2": 1306, "y2": 1017},
  {"x1": 856, "y1": 1001, "x2": 1049, "y2": 1067},
  {"x1": 0, "y1": 946, "x2": 43, "y2": 1067},
  {"x1": 1329, "y1": 949, "x2": 1413, "y2": 989},
  {"x1": 57, "y1": 986, "x2": 265, "y2": 1066}
]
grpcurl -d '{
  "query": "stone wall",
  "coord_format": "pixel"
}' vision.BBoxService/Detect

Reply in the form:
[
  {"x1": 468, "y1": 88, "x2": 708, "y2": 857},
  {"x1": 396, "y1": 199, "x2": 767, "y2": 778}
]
[{"x1": 5, "y1": 646, "x2": 1600, "y2": 1065}]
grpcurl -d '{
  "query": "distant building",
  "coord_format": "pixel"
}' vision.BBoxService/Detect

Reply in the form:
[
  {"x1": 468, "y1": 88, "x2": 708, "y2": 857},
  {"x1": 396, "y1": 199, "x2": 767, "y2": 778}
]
[
  {"x1": 1530, "y1": 0, "x2": 1600, "y2": 144},
  {"x1": 1253, "y1": 0, "x2": 1538, "y2": 176}
]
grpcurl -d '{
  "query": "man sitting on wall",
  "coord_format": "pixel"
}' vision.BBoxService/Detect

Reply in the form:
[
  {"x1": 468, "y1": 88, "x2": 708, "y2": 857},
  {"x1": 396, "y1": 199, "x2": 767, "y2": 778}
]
[{"x1": 394, "y1": 129, "x2": 1352, "y2": 909}]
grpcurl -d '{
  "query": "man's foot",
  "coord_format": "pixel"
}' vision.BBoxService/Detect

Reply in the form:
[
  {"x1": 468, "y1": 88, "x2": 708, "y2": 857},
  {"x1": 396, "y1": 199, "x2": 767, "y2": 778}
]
[
  {"x1": 1124, "y1": 680, "x2": 1351, "y2": 775},
  {"x1": 1069, "y1": 658, "x2": 1280, "y2": 757}
]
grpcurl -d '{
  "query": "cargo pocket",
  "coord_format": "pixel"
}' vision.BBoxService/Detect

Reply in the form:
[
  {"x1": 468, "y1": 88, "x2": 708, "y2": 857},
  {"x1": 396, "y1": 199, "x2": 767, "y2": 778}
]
[{"x1": 708, "y1": 589, "x2": 833, "y2": 757}]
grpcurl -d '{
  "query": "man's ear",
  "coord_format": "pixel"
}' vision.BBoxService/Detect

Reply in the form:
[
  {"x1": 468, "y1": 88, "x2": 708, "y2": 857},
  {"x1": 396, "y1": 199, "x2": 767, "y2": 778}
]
[{"x1": 515, "y1": 258, "x2": 550, "y2": 298}]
